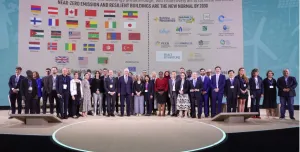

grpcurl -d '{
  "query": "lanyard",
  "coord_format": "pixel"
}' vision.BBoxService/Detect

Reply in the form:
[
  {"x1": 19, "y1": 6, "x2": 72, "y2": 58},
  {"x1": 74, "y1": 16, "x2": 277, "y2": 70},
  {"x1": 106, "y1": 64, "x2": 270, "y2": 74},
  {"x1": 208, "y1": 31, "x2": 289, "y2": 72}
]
[{"x1": 28, "y1": 80, "x2": 32, "y2": 87}]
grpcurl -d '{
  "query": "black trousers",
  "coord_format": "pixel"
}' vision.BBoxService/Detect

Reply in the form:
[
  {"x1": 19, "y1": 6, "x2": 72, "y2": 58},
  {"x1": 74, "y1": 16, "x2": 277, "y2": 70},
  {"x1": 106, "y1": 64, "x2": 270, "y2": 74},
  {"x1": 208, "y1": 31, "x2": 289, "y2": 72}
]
[
  {"x1": 44, "y1": 90, "x2": 59, "y2": 114},
  {"x1": 145, "y1": 92, "x2": 153, "y2": 115},
  {"x1": 59, "y1": 92, "x2": 69, "y2": 117},
  {"x1": 227, "y1": 97, "x2": 237, "y2": 112},
  {"x1": 25, "y1": 93, "x2": 37, "y2": 114},
  {"x1": 190, "y1": 96, "x2": 197, "y2": 117},
  {"x1": 166, "y1": 95, "x2": 171, "y2": 114},
  {"x1": 107, "y1": 93, "x2": 116, "y2": 115},
  {"x1": 251, "y1": 90, "x2": 262, "y2": 116},
  {"x1": 102, "y1": 93, "x2": 107, "y2": 115},
  {"x1": 36, "y1": 97, "x2": 41, "y2": 114},
  {"x1": 71, "y1": 95, "x2": 80, "y2": 117},
  {"x1": 10, "y1": 93, "x2": 22, "y2": 114},
  {"x1": 115, "y1": 95, "x2": 119, "y2": 113}
]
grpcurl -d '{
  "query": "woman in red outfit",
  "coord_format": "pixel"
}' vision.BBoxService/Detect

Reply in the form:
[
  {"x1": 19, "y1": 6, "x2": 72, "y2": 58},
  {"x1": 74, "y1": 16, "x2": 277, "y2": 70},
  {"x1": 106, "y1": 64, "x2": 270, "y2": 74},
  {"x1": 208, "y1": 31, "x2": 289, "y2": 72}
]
[{"x1": 155, "y1": 71, "x2": 169, "y2": 116}]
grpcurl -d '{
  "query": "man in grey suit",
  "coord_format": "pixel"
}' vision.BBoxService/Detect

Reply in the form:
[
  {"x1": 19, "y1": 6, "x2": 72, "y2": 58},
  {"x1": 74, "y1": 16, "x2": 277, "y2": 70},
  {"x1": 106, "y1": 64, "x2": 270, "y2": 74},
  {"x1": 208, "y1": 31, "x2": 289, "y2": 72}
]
[
  {"x1": 169, "y1": 71, "x2": 178, "y2": 117},
  {"x1": 42, "y1": 67, "x2": 60, "y2": 117}
]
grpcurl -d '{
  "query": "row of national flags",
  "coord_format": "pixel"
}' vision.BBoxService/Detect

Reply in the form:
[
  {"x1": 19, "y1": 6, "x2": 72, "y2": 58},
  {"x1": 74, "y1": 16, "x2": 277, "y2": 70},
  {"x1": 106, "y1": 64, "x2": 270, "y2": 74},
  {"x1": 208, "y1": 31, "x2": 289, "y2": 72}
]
[
  {"x1": 31, "y1": 5, "x2": 138, "y2": 18},
  {"x1": 55, "y1": 56, "x2": 109, "y2": 65},
  {"x1": 30, "y1": 17, "x2": 137, "y2": 29},
  {"x1": 30, "y1": 29, "x2": 141, "y2": 40},
  {"x1": 29, "y1": 42, "x2": 134, "y2": 52}
]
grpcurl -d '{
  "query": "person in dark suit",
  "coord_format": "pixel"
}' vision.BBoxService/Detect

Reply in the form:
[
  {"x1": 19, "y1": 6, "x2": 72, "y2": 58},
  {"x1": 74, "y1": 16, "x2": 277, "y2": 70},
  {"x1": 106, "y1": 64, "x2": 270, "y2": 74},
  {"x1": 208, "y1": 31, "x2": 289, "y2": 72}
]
[
  {"x1": 118, "y1": 68, "x2": 134, "y2": 116},
  {"x1": 249, "y1": 68, "x2": 264, "y2": 118},
  {"x1": 164, "y1": 71, "x2": 171, "y2": 115},
  {"x1": 277, "y1": 69, "x2": 298, "y2": 120},
  {"x1": 189, "y1": 72, "x2": 203, "y2": 118},
  {"x1": 176, "y1": 67, "x2": 185, "y2": 80},
  {"x1": 43, "y1": 67, "x2": 60, "y2": 116},
  {"x1": 91, "y1": 71, "x2": 104, "y2": 116},
  {"x1": 198, "y1": 68, "x2": 211, "y2": 118},
  {"x1": 104, "y1": 70, "x2": 118, "y2": 117},
  {"x1": 8, "y1": 66, "x2": 25, "y2": 115},
  {"x1": 210, "y1": 66, "x2": 226, "y2": 117},
  {"x1": 33, "y1": 71, "x2": 42, "y2": 114},
  {"x1": 56, "y1": 68, "x2": 71, "y2": 119},
  {"x1": 20, "y1": 70, "x2": 38, "y2": 114},
  {"x1": 263, "y1": 70, "x2": 277, "y2": 118},
  {"x1": 100, "y1": 68, "x2": 108, "y2": 115},
  {"x1": 224, "y1": 70, "x2": 240, "y2": 113},
  {"x1": 115, "y1": 70, "x2": 122, "y2": 113},
  {"x1": 150, "y1": 71, "x2": 157, "y2": 115},
  {"x1": 144, "y1": 75, "x2": 154, "y2": 116},
  {"x1": 41, "y1": 68, "x2": 51, "y2": 113},
  {"x1": 168, "y1": 71, "x2": 177, "y2": 117},
  {"x1": 205, "y1": 69, "x2": 212, "y2": 116}
]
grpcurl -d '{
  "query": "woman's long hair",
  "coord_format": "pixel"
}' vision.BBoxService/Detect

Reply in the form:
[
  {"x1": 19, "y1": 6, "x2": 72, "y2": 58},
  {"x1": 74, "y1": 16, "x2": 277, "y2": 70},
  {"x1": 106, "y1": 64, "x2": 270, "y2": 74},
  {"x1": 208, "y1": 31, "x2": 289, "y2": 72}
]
[{"x1": 238, "y1": 67, "x2": 248, "y2": 83}]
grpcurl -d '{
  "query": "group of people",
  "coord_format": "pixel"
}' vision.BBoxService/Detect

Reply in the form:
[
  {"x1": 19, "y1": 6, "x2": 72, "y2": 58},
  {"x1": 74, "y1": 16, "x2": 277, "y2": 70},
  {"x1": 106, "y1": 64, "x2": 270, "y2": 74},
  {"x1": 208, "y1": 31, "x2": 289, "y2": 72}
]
[{"x1": 8, "y1": 66, "x2": 298, "y2": 120}]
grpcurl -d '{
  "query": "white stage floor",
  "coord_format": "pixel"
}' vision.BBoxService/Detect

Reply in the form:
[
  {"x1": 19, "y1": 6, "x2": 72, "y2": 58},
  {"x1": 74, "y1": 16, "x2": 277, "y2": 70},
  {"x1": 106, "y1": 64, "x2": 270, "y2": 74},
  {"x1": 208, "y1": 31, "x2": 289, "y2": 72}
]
[{"x1": 0, "y1": 110, "x2": 299, "y2": 152}]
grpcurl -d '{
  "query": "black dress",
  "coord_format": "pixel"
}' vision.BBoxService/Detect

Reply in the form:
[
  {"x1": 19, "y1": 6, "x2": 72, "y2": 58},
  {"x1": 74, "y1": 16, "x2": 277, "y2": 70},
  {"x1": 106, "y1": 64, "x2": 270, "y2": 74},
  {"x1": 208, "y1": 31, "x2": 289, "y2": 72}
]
[
  {"x1": 262, "y1": 78, "x2": 277, "y2": 108},
  {"x1": 236, "y1": 75, "x2": 248, "y2": 99}
]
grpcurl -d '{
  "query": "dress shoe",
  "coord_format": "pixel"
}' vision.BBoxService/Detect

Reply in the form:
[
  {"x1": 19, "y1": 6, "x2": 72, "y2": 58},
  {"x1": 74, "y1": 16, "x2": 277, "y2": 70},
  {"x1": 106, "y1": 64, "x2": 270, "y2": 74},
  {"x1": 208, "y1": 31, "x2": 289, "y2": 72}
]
[
  {"x1": 290, "y1": 117, "x2": 296, "y2": 120},
  {"x1": 256, "y1": 116, "x2": 261, "y2": 119},
  {"x1": 251, "y1": 116, "x2": 256, "y2": 118},
  {"x1": 279, "y1": 117, "x2": 285, "y2": 119},
  {"x1": 111, "y1": 114, "x2": 115, "y2": 117},
  {"x1": 167, "y1": 112, "x2": 171, "y2": 115}
]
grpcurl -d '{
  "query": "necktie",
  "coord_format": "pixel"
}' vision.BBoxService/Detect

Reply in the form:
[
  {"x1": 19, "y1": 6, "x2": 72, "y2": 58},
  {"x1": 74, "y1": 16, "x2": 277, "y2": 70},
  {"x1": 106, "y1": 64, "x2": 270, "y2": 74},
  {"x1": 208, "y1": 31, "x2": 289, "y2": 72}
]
[
  {"x1": 125, "y1": 76, "x2": 128, "y2": 83},
  {"x1": 216, "y1": 75, "x2": 219, "y2": 88},
  {"x1": 230, "y1": 78, "x2": 233, "y2": 85},
  {"x1": 172, "y1": 80, "x2": 175, "y2": 87},
  {"x1": 15, "y1": 76, "x2": 19, "y2": 87},
  {"x1": 202, "y1": 76, "x2": 204, "y2": 82},
  {"x1": 193, "y1": 79, "x2": 196, "y2": 87}
]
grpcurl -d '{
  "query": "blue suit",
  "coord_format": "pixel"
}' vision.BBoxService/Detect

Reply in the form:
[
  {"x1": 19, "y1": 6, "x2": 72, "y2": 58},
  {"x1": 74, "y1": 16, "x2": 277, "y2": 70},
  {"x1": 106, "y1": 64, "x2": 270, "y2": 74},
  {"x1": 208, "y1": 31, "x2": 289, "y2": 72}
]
[
  {"x1": 56, "y1": 75, "x2": 71, "y2": 118},
  {"x1": 210, "y1": 74, "x2": 226, "y2": 116},
  {"x1": 197, "y1": 76, "x2": 210, "y2": 117},
  {"x1": 8, "y1": 75, "x2": 25, "y2": 114},
  {"x1": 249, "y1": 76, "x2": 264, "y2": 117},
  {"x1": 118, "y1": 75, "x2": 133, "y2": 116}
]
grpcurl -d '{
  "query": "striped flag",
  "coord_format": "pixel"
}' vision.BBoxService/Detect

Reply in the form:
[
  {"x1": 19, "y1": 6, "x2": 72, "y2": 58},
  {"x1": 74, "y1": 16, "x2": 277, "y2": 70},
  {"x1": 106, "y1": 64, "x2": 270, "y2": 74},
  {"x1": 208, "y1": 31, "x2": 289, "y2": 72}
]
[
  {"x1": 86, "y1": 20, "x2": 97, "y2": 28},
  {"x1": 48, "y1": 18, "x2": 59, "y2": 26},
  {"x1": 66, "y1": 20, "x2": 78, "y2": 28},
  {"x1": 104, "y1": 10, "x2": 115, "y2": 17},
  {"x1": 83, "y1": 44, "x2": 95, "y2": 51},
  {"x1": 69, "y1": 31, "x2": 81, "y2": 39},
  {"x1": 30, "y1": 29, "x2": 44, "y2": 38},
  {"x1": 30, "y1": 17, "x2": 42, "y2": 26},
  {"x1": 65, "y1": 8, "x2": 78, "y2": 16},
  {"x1": 48, "y1": 7, "x2": 58, "y2": 15},
  {"x1": 55, "y1": 56, "x2": 69, "y2": 64},
  {"x1": 31, "y1": 5, "x2": 41, "y2": 14},
  {"x1": 123, "y1": 11, "x2": 138, "y2": 18},
  {"x1": 78, "y1": 57, "x2": 88, "y2": 66},
  {"x1": 51, "y1": 31, "x2": 61, "y2": 38},
  {"x1": 106, "y1": 32, "x2": 121, "y2": 40},
  {"x1": 29, "y1": 42, "x2": 40, "y2": 51},
  {"x1": 88, "y1": 32, "x2": 99, "y2": 40},
  {"x1": 105, "y1": 21, "x2": 116, "y2": 28},
  {"x1": 48, "y1": 42, "x2": 57, "y2": 51},
  {"x1": 65, "y1": 43, "x2": 76, "y2": 52}
]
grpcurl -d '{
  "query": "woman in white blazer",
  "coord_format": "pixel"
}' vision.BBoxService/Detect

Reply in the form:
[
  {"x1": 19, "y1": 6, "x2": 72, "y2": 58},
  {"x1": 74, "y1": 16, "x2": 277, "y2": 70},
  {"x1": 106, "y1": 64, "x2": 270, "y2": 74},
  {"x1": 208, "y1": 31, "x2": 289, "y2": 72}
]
[{"x1": 70, "y1": 72, "x2": 83, "y2": 118}]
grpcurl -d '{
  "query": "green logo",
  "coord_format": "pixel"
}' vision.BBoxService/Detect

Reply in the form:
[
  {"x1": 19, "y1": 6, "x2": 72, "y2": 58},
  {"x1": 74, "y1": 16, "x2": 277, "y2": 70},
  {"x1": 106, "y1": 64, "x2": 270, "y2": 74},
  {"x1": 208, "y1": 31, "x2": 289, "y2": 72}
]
[{"x1": 202, "y1": 26, "x2": 207, "y2": 31}]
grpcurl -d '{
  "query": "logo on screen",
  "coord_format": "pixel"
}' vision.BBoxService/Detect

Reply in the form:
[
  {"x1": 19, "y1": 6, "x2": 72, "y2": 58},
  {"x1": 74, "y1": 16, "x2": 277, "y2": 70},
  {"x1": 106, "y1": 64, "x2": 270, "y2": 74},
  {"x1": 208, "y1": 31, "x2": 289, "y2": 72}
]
[
  {"x1": 218, "y1": 15, "x2": 232, "y2": 23},
  {"x1": 174, "y1": 41, "x2": 192, "y2": 47},
  {"x1": 188, "y1": 52, "x2": 205, "y2": 62},
  {"x1": 156, "y1": 41, "x2": 170, "y2": 48},
  {"x1": 197, "y1": 40, "x2": 211, "y2": 49},
  {"x1": 159, "y1": 29, "x2": 170, "y2": 34},
  {"x1": 199, "y1": 13, "x2": 214, "y2": 24},
  {"x1": 154, "y1": 17, "x2": 175, "y2": 22},
  {"x1": 202, "y1": 26, "x2": 207, "y2": 31},
  {"x1": 178, "y1": 15, "x2": 195, "y2": 23}
]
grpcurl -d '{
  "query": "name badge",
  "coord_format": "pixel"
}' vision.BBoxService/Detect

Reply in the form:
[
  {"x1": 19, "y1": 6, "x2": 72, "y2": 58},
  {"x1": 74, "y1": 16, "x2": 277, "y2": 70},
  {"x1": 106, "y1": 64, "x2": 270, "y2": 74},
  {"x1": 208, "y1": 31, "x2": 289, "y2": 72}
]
[
  {"x1": 109, "y1": 85, "x2": 113, "y2": 88},
  {"x1": 269, "y1": 86, "x2": 274, "y2": 89},
  {"x1": 195, "y1": 89, "x2": 199, "y2": 92},
  {"x1": 243, "y1": 84, "x2": 246, "y2": 87},
  {"x1": 145, "y1": 90, "x2": 148, "y2": 92},
  {"x1": 28, "y1": 87, "x2": 32, "y2": 91},
  {"x1": 63, "y1": 84, "x2": 67, "y2": 89},
  {"x1": 230, "y1": 86, "x2": 234, "y2": 89}
]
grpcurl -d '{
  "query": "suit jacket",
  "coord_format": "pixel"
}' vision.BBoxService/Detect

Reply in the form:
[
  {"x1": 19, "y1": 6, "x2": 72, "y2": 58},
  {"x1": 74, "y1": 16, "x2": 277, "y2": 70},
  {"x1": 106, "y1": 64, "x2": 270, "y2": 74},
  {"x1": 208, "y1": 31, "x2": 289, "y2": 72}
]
[
  {"x1": 118, "y1": 75, "x2": 133, "y2": 95},
  {"x1": 249, "y1": 76, "x2": 264, "y2": 96},
  {"x1": 224, "y1": 77, "x2": 240, "y2": 98},
  {"x1": 56, "y1": 75, "x2": 71, "y2": 95},
  {"x1": 91, "y1": 78, "x2": 104, "y2": 93},
  {"x1": 277, "y1": 76, "x2": 298, "y2": 97},
  {"x1": 8, "y1": 75, "x2": 25, "y2": 94},
  {"x1": 133, "y1": 81, "x2": 145, "y2": 95},
  {"x1": 175, "y1": 79, "x2": 190, "y2": 94},
  {"x1": 210, "y1": 74, "x2": 226, "y2": 94},
  {"x1": 99, "y1": 76, "x2": 107, "y2": 93},
  {"x1": 20, "y1": 78, "x2": 38, "y2": 98},
  {"x1": 104, "y1": 77, "x2": 118, "y2": 94},
  {"x1": 168, "y1": 79, "x2": 177, "y2": 96},
  {"x1": 43, "y1": 75, "x2": 58, "y2": 94},
  {"x1": 189, "y1": 79, "x2": 203, "y2": 98},
  {"x1": 144, "y1": 81, "x2": 154, "y2": 100},
  {"x1": 197, "y1": 76, "x2": 210, "y2": 94}
]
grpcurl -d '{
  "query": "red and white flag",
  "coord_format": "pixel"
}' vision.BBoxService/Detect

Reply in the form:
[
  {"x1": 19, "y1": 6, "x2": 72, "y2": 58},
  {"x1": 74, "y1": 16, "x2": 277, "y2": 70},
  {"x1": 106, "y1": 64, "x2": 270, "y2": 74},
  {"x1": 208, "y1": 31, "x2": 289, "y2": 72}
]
[
  {"x1": 48, "y1": 7, "x2": 58, "y2": 15},
  {"x1": 65, "y1": 8, "x2": 78, "y2": 16},
  {"x1": 102, "y1": 44, "x2": 114, "y2": 51},
  {"x1": 122, "y1": 44, "x2": 133, "y2": 52}
]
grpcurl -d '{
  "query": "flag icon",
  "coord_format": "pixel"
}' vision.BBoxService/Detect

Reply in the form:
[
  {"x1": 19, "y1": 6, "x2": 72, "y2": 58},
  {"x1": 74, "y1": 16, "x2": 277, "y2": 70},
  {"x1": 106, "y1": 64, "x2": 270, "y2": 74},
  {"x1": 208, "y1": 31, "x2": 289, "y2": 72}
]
[
  {"x1": 30, "y1": 29, "x2": 44, "y2": 38},
  {"x1": 55, "y1": 56, "x2": 69, "y2": 64},
  {"x1": 105, "y1": 21, "x2": 116, "y2": 28},
  {"x1": 51, "y1": 31, "x2": 61, "y2": 38},
  {"x1": 83, "y1": 44, "x2": 95, "y2": 51},
  {"x1": 106, "y1": 32, "x2": 121, "y2": 40},
  {"x1": 65, "y1": 8, "x2": 78, "y2": 16},
  {"x1": 128, "y1": 67, "x2": 136, "y2": 72},
  {"x1": 48, "y1": 7, "x2": 58, "y2": 15},
  {"x1": 48, "y1": 42, "x2": 57, "y2": 51},
  {"x1": 86, "y1": 20, "x2": 97, "y2": 28},
  {"x1": 30, "y1": 17, "x2": 42, "y2": 26},
  {"x1": 123, "y1": 11, "x2": 138, "y2": 18},
  {"x1": 88, "y1": 32, "x2": 99, "y2": 40},
  {"x1": 128, "y1": 33, "x2": 140, "y2": 40},
  {"x1": 104, "y1": 10, "x2": 115, "y2": 17},
  {"x1": 69, "y1": 31, "x2": 81, "y2": 39},
  {"x1": 31, "y1": 5, "x2": 41, "y2": 14},
  {"x1": 85, "y1": 9, "x2": 97, "y2": 17},
  {"x1": 122, "y1": 44, "x2": 133, "y2": 52},
  {"x1": 98, "y1": 57, "x2": 108, "y2": 64},
  {"x1": 48, "y1": 18, "x2": 59, "y2": 26},
  {"x1": 29, "y1": 42, "x2": 40, "y2": 51},
  {"x1": 65, "y1": 43, "x2": 76, "y2": 51},
  {"x1": 66, "y1": 20, "x2": 78, "y2": 28},
  {"x1": 124, "y1": 22, "x2": 136, "y2": 29},
  {"x1": 78, "y1": 57, "x2": 88, "y2": 66},
  {"x1": 102, "y1": 44, "x2": 114, "y2": 51}
]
